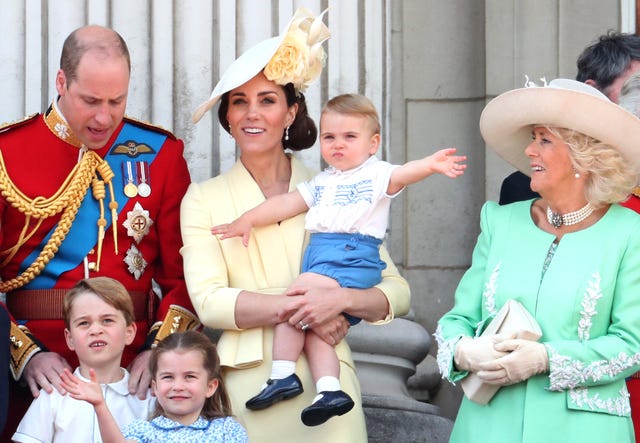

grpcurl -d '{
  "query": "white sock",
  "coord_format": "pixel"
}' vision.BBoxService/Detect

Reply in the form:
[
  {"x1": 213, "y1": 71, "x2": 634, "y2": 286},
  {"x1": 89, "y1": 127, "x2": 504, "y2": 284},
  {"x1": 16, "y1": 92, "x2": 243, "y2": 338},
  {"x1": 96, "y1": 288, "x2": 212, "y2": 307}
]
[
  {"x1": 312, "y1": 376, "x2": 341, "y2": 403},
  {"x1": 270, "y1": 360, "x2": 296, "y2": 380}
]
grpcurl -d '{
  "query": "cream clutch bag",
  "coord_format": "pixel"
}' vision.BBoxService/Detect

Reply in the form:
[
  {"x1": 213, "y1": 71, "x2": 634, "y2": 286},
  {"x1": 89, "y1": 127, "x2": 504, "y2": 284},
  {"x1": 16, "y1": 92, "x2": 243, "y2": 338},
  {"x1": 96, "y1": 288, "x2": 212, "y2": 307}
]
[{"x1": 461, "y1": 299, "x2": 542, "y2": 405}]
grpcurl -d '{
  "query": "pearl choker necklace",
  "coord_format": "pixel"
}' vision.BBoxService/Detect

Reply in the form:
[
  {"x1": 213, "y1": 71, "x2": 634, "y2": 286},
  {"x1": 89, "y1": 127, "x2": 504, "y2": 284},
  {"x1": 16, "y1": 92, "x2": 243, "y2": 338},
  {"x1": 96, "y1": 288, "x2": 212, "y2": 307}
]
[{"x1": 546, "y1": 203, "x2": 594, "y2": 228}]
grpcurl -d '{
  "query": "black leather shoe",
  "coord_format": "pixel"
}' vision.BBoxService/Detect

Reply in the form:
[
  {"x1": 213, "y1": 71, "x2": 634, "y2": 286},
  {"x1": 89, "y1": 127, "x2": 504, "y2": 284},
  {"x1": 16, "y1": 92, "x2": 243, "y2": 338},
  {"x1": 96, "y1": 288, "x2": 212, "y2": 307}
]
[
  {"x1": 245, "y1": 374, "x2": 303, "y2": 410},
  {"x1": 301, "y1": 390, "x2": 354, "y2": 426}
]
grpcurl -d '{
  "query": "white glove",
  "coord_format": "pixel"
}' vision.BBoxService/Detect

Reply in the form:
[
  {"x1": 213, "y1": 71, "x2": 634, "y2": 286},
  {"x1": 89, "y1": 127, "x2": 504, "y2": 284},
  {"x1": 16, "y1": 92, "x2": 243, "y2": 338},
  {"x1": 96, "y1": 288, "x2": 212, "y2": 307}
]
[
  {"x1": 453, "y1": 334, "x2": 513, "y2": 372},
  {"x1": 476, "y1": 339, "x2": 548, "y2": 386}
]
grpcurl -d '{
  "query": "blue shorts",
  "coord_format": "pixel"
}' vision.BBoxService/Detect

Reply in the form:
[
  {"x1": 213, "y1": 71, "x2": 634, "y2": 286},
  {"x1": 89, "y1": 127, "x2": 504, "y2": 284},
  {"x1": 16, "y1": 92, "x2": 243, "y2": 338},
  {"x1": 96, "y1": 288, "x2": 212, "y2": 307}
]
[{"x1": 301, "y1": 232, "x2": 386, "y2": 325}]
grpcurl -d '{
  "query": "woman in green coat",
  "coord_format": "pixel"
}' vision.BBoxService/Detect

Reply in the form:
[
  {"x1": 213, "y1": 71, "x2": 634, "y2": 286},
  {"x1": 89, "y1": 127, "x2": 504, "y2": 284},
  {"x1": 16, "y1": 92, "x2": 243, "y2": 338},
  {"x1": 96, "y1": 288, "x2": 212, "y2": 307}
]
[{"x1": 436, "y1": 79, "x2": 640, "y2": 443}]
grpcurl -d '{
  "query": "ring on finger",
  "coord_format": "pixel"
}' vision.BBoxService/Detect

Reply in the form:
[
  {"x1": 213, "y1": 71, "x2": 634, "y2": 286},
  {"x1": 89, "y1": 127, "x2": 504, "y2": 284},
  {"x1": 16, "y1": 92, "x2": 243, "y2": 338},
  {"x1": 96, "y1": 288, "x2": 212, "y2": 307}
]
[{"x1": 299, "y1": 321, "x2": 309, "y2": 331}]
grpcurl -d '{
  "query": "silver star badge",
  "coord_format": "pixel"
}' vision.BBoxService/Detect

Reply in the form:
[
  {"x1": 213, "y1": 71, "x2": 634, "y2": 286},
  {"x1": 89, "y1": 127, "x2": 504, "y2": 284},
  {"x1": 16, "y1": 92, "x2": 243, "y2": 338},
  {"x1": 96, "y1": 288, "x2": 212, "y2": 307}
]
[{"x1": 123, "y1": 244, "x2": 147, "y2": 280}]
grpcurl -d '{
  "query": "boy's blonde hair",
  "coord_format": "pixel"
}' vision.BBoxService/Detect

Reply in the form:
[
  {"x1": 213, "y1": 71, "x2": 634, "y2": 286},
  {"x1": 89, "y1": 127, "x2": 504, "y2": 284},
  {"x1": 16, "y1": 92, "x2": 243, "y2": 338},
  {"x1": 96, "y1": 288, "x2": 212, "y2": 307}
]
[
  {"x1": 63, "y1": 277, "x2": 135, "y2": 328},
  {"x1": 322, "y1": 93, "x2": 381, "y2": 134}
]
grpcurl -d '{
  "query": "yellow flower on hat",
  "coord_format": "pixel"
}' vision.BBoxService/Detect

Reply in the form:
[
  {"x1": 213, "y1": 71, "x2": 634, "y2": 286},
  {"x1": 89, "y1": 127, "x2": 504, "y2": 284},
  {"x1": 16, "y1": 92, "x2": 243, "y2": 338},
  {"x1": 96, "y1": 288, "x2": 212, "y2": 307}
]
[
  {"x1": 192, "y1": 8, "x2": 330, "y2": 123},
  {"x1": 264, "y1": 8, "x2": 329, "y2": 93},
  {"x1": 264, "y1": 30, "x2": 309, "y2": 90}
]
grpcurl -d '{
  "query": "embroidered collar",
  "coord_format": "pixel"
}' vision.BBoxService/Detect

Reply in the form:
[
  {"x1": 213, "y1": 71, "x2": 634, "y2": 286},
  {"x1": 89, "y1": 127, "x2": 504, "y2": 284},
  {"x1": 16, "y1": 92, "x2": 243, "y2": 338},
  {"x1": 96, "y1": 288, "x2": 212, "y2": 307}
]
[
  {"x1": 73, "y1": 367, "x2": 132, "y2": 396},
  {"x1": 44, "y1": 100, "x2": 85, "y2": 148},
  {"x1": 325, "y1": 154, "x2": 378, "y2": 175},
  {"x1": 151, "y1": 415, "x2": 211, "y2": 431}
]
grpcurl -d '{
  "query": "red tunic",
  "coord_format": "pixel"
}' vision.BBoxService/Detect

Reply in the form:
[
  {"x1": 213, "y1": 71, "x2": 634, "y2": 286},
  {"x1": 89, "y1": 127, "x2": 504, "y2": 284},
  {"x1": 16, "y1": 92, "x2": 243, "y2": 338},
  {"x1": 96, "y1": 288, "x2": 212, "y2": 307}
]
[
  {"x1": 622, "y1": 194, "x2": 640, "y2": 438},
  {"x1": 0, "y1": 110, "x2": 195, "y2": 370}
]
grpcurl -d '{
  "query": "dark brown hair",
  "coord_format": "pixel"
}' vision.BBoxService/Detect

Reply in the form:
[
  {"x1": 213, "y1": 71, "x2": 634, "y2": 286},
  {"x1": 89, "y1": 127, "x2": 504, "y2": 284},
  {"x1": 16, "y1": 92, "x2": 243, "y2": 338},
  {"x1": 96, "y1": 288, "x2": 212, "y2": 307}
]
[
  {"x1": 217, "y1": 78, "x2": 317, "y2": 151},
  {"x1": 149, "y1": 331, "x2": 233, "y2": 420}
]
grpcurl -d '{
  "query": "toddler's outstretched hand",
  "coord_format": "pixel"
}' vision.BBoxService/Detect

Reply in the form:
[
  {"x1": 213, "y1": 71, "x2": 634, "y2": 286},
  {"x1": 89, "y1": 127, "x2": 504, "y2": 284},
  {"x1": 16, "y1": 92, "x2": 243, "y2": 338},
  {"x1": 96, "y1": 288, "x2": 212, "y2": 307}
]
[
  {"x1": 211, "y1": 216, "x2": 253, "y2": 247},
  {"x1": 60, "y1": 368, "x2": 105, "y2": 407},
  {"x1": 430, "y1": 148, "x2": 467, "y2": 178}
]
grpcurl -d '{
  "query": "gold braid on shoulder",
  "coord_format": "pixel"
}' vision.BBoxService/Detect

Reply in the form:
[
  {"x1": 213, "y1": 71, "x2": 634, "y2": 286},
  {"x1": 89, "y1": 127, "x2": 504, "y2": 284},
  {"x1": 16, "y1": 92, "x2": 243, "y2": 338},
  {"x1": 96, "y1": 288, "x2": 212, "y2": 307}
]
[{"x1": 0, "y1": 150, "x2": 118, "y2": 292}]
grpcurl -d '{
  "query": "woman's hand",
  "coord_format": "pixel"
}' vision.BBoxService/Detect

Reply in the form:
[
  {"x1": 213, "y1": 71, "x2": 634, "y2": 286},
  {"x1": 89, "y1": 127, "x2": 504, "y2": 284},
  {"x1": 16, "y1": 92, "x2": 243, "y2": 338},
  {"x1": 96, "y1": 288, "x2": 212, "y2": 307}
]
[
  {"x1": 454, "y1": 334, "x2": 514, "y2": 372},
  {"x1": 476, "y1": 339, "x2": 549, "y2": 385},
  {"x1": 280, "y1": 285, "x2": 350, "y2": 345},
  {"x1": 310, "y1": 315, "x2": 350, "y2": 346},
  {"x1": 285, "y1": 285, "x2": 347, "y2": 329}
]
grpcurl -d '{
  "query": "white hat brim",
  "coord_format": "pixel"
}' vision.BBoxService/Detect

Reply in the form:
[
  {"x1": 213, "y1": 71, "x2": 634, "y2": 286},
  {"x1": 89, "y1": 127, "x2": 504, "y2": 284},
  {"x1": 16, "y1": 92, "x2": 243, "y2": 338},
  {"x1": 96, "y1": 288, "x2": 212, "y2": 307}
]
[
  {"x1": 480, "y1": 83, "x2": 640, "y2": 176},
  {"x1": 191, "y1": 36, "x2": 284, "y2": 123}
]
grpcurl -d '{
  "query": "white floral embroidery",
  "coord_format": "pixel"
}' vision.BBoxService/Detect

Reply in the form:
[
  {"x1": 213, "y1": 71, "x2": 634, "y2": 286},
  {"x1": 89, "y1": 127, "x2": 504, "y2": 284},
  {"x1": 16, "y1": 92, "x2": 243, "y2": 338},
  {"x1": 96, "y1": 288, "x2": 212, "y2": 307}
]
[
  {"x1": 434, "y1": 324, "x2": 458, "y2": 382},
  {"x1": 568, "y1": 386, "x2": 631, "y2": 416},
  {"x1": 482, "y1": 262, "x2": 500, "y2": 316},
  {"x1": 547, "y1": 345, "x2": 640, "y2": 390},
  {"x1": 54, "y1": 122, "x2": 69, "y2": 139},
  {"x1": 578, "y1": 273, "x2": 603, "y2": 341}
]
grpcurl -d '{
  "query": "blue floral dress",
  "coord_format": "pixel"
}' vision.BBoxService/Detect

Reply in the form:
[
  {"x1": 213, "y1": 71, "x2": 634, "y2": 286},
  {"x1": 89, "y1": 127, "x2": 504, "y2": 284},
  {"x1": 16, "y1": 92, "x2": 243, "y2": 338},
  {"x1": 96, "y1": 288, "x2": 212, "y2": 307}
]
[{"x1": 123, "y1": 415, "x2": 247, "y2": 442}]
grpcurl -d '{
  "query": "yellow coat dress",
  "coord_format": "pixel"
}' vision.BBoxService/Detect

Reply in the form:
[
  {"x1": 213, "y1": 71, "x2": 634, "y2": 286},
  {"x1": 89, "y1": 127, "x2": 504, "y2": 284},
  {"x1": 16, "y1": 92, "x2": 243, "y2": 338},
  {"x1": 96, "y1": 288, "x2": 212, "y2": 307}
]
[{"x1": 180, "y1": 156, "x2": 410, "y2": 443}]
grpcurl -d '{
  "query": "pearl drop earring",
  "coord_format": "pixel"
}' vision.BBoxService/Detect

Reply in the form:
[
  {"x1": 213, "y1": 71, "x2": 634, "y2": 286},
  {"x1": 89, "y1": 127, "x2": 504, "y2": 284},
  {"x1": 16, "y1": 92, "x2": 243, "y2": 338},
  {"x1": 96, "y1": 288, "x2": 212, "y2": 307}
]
[{"x1": 284, "y1": 126, "x2": 290, "y2": 141}]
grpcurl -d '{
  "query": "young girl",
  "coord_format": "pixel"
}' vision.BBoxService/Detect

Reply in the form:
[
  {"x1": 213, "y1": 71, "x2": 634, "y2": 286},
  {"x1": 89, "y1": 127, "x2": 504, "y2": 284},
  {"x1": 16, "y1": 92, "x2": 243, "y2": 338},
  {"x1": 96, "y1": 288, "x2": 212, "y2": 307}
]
[{"x1": 61, "y1": 330, "x2": 247, "y2": 442}]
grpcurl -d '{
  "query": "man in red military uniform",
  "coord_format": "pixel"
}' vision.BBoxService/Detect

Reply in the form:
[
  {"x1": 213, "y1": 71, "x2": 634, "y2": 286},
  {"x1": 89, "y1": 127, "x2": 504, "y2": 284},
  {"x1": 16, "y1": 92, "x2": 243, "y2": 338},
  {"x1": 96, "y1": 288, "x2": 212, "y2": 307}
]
[{"x1": 1, "y1": 25, "x2": 199, "y2": 437}]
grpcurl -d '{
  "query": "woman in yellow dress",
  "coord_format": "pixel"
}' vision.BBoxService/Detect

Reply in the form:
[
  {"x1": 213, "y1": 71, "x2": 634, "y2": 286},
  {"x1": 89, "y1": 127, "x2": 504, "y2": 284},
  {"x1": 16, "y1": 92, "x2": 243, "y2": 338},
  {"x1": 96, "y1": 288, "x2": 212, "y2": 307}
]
[{"x1": 180, "y1": 9, "x2": 410, "y2": 442}]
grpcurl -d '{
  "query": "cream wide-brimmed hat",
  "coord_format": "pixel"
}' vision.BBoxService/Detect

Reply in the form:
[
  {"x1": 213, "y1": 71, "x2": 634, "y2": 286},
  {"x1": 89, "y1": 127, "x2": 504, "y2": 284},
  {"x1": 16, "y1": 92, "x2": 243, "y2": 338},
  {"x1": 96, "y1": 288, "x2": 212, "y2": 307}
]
[
  {"x1": 192, "y1": 8, "x2": 330, "y2": 123},
  {"x1": 479, "y1": 78, "x2": 640, "y2": 175}
]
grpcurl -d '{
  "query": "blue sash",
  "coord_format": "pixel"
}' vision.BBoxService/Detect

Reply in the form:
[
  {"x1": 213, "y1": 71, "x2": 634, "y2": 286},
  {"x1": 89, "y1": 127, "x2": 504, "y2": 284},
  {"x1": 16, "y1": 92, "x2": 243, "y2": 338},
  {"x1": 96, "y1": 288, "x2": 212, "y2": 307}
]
[{"x1": 20, "y1": 122, "x2": 167, "y2": 288}]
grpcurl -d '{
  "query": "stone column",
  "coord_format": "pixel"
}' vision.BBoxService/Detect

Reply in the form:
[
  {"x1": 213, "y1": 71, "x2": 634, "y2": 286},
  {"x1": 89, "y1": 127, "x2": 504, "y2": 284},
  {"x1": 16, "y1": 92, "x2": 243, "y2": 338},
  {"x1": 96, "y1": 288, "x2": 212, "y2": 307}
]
[{"x1": 347, "y1": 314, "x2": 453, "y2": 443}]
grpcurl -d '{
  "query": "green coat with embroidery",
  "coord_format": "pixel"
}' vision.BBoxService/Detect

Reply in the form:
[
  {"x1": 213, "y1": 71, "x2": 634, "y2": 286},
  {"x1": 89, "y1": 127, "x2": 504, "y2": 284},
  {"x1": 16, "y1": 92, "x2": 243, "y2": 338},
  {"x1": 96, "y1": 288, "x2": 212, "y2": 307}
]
[{"x1": 436, "y1": 200, "x2": 640, "y2": 443}]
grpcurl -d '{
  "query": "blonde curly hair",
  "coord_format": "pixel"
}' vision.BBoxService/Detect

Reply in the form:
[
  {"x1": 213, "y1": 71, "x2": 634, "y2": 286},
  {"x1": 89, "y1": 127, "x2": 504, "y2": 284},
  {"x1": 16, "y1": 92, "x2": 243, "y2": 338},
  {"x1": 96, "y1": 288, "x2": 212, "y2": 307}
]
[{"x1": 547, "y1": 126, "x2": 638, "y2": 207}]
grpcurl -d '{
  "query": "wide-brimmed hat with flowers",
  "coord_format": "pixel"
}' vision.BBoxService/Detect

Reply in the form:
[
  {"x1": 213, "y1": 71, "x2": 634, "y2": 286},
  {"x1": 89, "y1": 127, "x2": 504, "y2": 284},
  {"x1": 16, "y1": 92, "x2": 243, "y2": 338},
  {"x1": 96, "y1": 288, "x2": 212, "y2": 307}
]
[
  {"x1": 480, "y1": 78, "x2": 640, "y2": 175},
  {"x1": 192, "y1": 8, "x2": 330, "y2": 123}
]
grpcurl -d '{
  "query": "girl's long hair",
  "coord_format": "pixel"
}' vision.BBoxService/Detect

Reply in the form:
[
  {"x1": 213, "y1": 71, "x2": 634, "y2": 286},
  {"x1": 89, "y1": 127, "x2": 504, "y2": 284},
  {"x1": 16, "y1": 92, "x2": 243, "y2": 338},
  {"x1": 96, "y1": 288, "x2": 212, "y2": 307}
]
[{"x1": 149, "y1": 330, "x2": 233, "y2": 420}]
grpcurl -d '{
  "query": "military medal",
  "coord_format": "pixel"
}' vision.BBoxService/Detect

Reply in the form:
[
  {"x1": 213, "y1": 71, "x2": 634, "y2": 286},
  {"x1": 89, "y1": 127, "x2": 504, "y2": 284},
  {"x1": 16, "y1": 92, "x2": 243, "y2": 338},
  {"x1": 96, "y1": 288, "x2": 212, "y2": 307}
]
[
  {"x1": 124, "y1": 244, "x2": 147, "y2": 280},
  {"x1": 137, "y1": 183, "x2": 150, "y2": 198},
  {"x1": 123, "y1": 202, "x2": 153, "y2": 243},
  {"x1": 123, "y1": 161, "x2": 138, "y2": 197},
  {"x1": 124, "y1": 182, "x2": 138, "y2": 198},
  {"x1": 137, "y1": 161, "x2": 151, "y2": 197}
]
